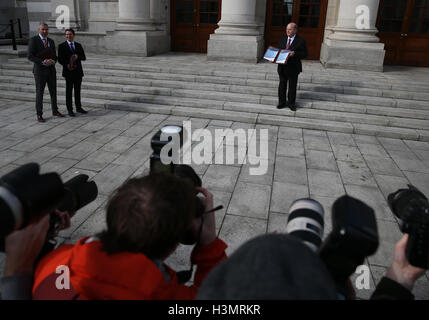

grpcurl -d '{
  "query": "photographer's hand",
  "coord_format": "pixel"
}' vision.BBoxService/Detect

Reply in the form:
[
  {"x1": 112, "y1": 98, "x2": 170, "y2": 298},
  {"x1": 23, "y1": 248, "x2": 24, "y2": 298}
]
[
  {"x1": 386, "y1": 234, "x2": 425, "y2": 291},
  {"x1": 4, "y1": 215, "x2": 50, "y2": 276},
  {"x1": 54, "y1": 209, "x2": 72, "y2": 231},
  {"x1": 193, "y1": 187, "x2": 217, "y2": 246}
]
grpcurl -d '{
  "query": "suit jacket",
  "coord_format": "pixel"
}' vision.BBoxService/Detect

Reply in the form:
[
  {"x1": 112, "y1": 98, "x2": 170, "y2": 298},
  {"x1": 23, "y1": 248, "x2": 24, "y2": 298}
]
[
  {"x1": 277, "y1": 34, "x2": 308, "y2": 75},
  {"x1": 58, "y1": 41, "x2": 86, "y2": 78},
  {"x1": 28, "y1": 35, "x2": 57, "y2": 75}
]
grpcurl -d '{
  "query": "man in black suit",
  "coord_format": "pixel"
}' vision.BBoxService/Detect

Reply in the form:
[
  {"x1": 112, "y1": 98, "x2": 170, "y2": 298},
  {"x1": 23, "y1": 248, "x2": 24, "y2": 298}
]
[
  {"x1": 277, "y1": 23, "x2": 308, "y2": 111},
  {"x1": 58, "y1": 28, "x2": 87, "y2": 117},
  {"x1": 28, "y1": 23, "x2": 65, "y2": 122}
]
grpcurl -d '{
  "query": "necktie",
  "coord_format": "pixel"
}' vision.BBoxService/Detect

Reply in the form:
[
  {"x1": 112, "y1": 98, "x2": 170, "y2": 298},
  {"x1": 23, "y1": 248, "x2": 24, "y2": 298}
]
[
  {"x1": 286, "y1": 38, "x2": 291, "y2": 50},
  {"x1": 43, "y1": 38, "x2": 48, "y2": 48},
  {"x1": 70, "y1": 42, "x2": 75, "y2": 52}
]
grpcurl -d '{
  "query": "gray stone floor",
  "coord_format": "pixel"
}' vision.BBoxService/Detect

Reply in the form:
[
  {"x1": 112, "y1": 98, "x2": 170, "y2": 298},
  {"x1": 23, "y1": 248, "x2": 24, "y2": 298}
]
[{"x1": 0, "y1": 95, "x2": 428, "y2": 299}]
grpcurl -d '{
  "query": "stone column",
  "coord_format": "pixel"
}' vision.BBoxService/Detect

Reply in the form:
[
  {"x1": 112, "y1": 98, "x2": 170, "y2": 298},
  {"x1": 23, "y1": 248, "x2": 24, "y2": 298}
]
[
  {"x1": 48, "y1": 0, "x2": 81, "y2": 30},
  {"x1": 207, "y1": 0, "x2": 265, "y2": 63},
  {"x1": 88, "y1": 0, "x2": 118, "y2": 33},
  {"x1": 320, "y1": 0, "x2": 385, "y2": 71},
  {"x1": 116, "y1": 0, "x2": 155, "y2": 31},
  {"x1": 105, "y1": 0, "x2": 170, "y2": 56}
]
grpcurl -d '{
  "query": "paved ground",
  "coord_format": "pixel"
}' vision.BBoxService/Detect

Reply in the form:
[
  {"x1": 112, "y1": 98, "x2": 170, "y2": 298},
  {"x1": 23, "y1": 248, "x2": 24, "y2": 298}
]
[{"x1": 0, "y1": 67, "x2": 429, "y2": 299}]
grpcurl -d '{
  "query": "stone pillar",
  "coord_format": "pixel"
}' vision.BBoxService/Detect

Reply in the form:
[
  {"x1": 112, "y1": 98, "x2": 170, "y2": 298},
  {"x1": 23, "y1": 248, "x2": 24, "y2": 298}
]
[
  {"x1": 320, "y1": 0, "x2": 385, "y2": 71},
  {"x1": 105, "y1": 0, "x2": 170, "y2": 56},
  {"x1": 48, "y1": 0, "x2": 81, "y2": 30},
  {"x1": 207, "y1": 0, "x2": 265, "y2": 63},
  {"x1": 88, "y1": 0, "x2": 118, "y2": 33}
]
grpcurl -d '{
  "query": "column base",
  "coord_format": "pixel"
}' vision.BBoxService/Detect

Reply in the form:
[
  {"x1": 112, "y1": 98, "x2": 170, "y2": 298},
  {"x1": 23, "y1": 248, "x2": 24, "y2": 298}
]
[
  {"x1": 320, "y1": 38, "x2": 385, "y2": 72},
  {"x1": 105, "y1": 30, "x2": 170, "y2": 56},
  {"x1": 207, "y1": 34, "x2": 264, "y2": 63}
]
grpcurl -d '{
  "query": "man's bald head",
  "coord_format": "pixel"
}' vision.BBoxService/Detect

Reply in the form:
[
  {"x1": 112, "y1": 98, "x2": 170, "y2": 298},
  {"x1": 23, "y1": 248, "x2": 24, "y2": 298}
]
[{"x1": 286, "y1": 23, "x2": 297, "y2": 38}]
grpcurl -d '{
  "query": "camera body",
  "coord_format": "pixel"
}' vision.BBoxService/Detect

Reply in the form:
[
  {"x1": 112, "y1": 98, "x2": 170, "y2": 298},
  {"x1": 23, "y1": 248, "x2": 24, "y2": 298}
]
[
  {"x1": 388, "y1": 185, "x2": 429, "y2": 269},
  {"x1": 0, "y1": 163, "x2": 98, "y2": 252},
  {"x1": 318, "y1": 195, "x2": 379, "y2": 288},
  {"x1": 0, "y1": 163, "x2": 64, "y2": 238},
  {"x1": 150, "y1": 126, "x2": 207, "y2": 244},
  {"x1": 287, "y1": 195, "x2": 379, "y2": 299},
  {"x1": 150, "y1": 125, "x2": 183, "y2": 174}
]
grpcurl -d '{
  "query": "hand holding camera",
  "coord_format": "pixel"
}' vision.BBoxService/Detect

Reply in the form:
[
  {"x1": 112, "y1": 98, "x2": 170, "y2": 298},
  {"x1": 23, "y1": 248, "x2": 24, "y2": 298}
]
[
  {"x1": 192, "y1": 187, "x2": 217, "y2": 246},
  {"x1": 386, "y1": 234, "x2": 426, "y2": 291}
]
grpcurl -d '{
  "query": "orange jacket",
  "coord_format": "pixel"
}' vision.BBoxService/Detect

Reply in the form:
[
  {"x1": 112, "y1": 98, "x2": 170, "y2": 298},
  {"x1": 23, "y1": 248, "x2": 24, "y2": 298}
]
[{"x1": 32, "y1": 236, "x2": 227, "y2": 299}]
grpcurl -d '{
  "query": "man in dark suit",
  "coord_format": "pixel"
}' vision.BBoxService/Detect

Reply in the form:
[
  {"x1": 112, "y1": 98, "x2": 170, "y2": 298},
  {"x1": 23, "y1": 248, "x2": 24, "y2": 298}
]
[
  {"x1": 58, "y1": 28, "x2": 87, "y2": 117},
  {"x1": 277, "y1": 23, "x2": 308, "y2": 111},
  {"x1": 28, "y1": 23, "x2": 65, "y2": 122}
]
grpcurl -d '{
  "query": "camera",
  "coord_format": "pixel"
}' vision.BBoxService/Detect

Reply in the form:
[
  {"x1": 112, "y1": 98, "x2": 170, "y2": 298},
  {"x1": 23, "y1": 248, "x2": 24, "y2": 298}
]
[
  {"x1": 0, "y1": 163, "x2": 98, "y2": 252},
  {"x1": 388, "y1": 184, "x2": 429, "y2": 269},
  {"x1": 0, "y1": 163, "x2": 64, "y2": 238},
  {"x1": 318, "y1": 195, "x2": 379, "y2": 293},
  {"x1": 287, "y1": 195, "x2": 379, "y2": 298},
  {"x1": 150, "y1": 125, "x2": 183, "y2": 174}
]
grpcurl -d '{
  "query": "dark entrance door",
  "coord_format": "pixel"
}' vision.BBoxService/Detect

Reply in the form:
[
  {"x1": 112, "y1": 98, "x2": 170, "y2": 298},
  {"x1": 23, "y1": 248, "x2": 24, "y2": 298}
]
[
  {"x1": 171, "y1": 0, "x2": 221, "y2": 53},
  {"x1": 377, "y1": 0, "x2": 429, "y2": 67},
  {"x1": 264, "y1": 0, "x2": 328, "y2": 60}
]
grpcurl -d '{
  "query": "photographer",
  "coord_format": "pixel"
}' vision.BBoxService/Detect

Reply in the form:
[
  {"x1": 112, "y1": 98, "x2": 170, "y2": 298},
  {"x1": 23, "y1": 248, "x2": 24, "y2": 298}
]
[
  {"x1": 31, "y1": 173, "x2": 227, "y2": 299},
  {"x1": 371, "y1": 234, "x2": 426, "y2": 300}
]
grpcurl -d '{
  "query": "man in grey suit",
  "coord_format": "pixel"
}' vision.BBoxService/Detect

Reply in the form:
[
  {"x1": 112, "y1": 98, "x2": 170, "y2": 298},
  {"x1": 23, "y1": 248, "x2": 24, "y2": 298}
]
[{"x1": 28, "y1": 23, "x2": 65, "y2": 122}]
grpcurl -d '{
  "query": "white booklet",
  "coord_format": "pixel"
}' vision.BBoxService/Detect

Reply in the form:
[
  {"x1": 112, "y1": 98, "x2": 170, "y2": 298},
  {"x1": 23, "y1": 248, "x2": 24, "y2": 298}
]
[{"x1": 263, "y1": 46, "x2": 291, "y2": 64}]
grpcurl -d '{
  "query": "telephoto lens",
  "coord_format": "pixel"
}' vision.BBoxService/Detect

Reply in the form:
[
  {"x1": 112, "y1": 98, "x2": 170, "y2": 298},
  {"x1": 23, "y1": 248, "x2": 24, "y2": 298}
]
[{"x1": 286, "y1": 198, "x2": 325, "y2": 252}]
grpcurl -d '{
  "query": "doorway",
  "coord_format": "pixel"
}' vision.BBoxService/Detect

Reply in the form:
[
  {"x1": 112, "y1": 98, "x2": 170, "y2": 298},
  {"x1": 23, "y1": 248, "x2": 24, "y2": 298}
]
[
  {"x1": 264, "y1": 0, "x2": 328, "y2": 60},
  {"x1": 377, "y1": 0, "x2": 429, "y2": 67},
  {"x1": 171, "y1": 0, "x2": 221, "y2": 53}
]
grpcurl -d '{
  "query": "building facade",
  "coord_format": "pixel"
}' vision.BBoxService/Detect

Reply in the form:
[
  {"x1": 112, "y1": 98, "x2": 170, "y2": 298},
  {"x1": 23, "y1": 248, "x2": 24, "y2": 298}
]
[{"x1": 5, "y1": 0, "x2": 429, "y2": 69}]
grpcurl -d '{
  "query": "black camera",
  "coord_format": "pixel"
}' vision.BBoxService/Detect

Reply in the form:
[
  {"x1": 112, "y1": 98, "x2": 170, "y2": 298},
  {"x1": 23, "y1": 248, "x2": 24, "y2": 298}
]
[
  {"x1": 388, "y1": 185, "x2": 429, "y2": 269},
  {"x1": 0, "y1": 163, "x2": 64, "y2": 237},
  {"x1": 287, "y1": 195, "x2": 379, "y2": 299},
  {"x1": 318, "y1": 195, "x2": 379, "y2": 296},
  {"x1": 174, "y1": 164, "x2": 206, "y2": 245},
  {"x1": 150, "y1": 125, "x2": 183, "y2": 174},
  {"x1": 0, "y1": 163, "x2": 98, "y2": 252}
]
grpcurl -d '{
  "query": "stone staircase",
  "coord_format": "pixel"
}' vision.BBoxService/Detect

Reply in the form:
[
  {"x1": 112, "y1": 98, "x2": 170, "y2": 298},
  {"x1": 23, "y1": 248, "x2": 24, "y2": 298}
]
[{"x1": 1, "y1": 53, "x2": 428, "y2": 141}]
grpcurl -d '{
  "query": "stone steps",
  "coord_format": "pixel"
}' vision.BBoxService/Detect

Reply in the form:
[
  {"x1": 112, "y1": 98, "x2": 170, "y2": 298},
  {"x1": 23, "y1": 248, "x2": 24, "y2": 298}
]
[
  {"x1": 5, "y1": 59, "x2": 429, "y2": 92},
  {"x1": 2, "y1": 80, "x2": 429, "y2": 126},
  {"x1": 3, "y1": 62, "x2": 429, "y2": 102},
  {"x1": 1, "y1": 70, "x2": 429, "y2": 112},
  {"x1": 1, "y1": 57, "x2": 429, "y2": 141},
  {"x1": 1, "y1": 86, "x2": 427, "y2": 141}
]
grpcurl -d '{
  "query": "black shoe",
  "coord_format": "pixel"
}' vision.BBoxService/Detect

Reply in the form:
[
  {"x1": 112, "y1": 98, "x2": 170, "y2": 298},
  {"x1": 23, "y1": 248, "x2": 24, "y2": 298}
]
[
  {"x1": 37, "y1": 115, "x2": 45, "y2": 123},
  {"x1": 76, "y1": 107, "x2": 87, "y2": 114},
  {"x1": 289, "y1": 104, "x2": 297, "y2": 111},
  {"x1": 53, "y1": 111, "x2": 65, "y2": 117},
  {"x1": 276, "y1": 104, "x2": 286, "y2": 109},
  {"x1": 68, "y1": 111, "x2": 76, "y2": 117}
]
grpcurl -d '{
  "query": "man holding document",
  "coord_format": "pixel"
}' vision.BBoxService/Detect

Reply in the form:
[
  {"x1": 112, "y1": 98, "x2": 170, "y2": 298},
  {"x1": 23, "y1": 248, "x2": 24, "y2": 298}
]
[{"x1": 276, "y1": 23, "x2": 307, "y2": 111}]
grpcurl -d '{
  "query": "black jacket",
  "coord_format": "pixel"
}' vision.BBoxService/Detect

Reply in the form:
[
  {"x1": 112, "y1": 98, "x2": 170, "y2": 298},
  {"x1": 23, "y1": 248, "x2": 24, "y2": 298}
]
[
  {"x1": 277, "y1": 34, "x2": 308, "y2": 75},
  {"x1": 58, "y1": 41, "x2": 86, "y2": 78},
  {"x1": 28, "y1": 35, "x2": 57, "y2": 75}
]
